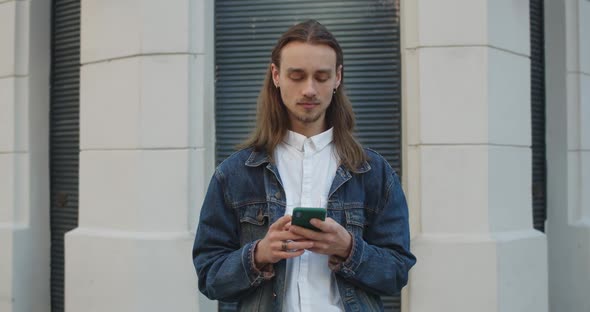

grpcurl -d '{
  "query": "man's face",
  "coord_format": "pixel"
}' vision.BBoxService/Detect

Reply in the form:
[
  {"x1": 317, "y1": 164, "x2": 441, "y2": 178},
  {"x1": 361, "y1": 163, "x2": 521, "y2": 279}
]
[{"x1": 272, "y1": 41, "x2": 342, "y2": 135}]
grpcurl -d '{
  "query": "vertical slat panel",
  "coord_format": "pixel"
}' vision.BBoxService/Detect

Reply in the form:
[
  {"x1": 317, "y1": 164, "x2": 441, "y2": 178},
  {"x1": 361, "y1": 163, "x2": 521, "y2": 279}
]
[
  {"x1": 50, "y1": 0, "x2": 80, "y2": 311},
  {"x1": 530, "y1": 0, "x2": 547, "y2": 232},
  {"x1": 215, "y1": 0, "x2": 402, "y2": 310}
]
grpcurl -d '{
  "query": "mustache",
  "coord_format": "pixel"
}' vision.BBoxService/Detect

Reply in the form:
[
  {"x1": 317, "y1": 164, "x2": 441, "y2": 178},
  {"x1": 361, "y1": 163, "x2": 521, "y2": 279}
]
[{"x1": 296, "y1": 98, "x2": 320, "y2": 104}]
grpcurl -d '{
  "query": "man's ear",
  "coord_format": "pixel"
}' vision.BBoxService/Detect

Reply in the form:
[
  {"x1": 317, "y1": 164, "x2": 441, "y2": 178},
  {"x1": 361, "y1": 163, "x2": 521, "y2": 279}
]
[
  {"x1": 335, "y1": 64, "x2": 342, "y2": 89},
  {"x1": 271, "y1": 63, "x2": 280, "y2": 86}
]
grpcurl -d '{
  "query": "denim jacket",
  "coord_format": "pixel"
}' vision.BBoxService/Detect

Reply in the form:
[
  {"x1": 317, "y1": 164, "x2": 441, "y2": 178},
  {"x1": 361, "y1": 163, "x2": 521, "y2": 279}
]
[{"x1": 193, "y1": 147, "x2": 416, "y2": 312}]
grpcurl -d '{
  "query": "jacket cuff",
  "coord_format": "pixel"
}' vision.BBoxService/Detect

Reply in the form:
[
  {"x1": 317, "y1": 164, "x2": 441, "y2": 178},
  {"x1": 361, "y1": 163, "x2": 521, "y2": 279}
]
[
  {"x1": 243, "y1": 239, "x2": 275, "y2": 286},
  {"x1": 329, "y1": 232, "x2": 364, "y2": 278}
]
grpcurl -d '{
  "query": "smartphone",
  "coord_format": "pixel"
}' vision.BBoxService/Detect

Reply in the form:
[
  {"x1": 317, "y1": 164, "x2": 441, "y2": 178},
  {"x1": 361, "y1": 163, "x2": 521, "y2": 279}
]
[{"x1": 291, "y1": 207, "x2": 326, "y2": 232}]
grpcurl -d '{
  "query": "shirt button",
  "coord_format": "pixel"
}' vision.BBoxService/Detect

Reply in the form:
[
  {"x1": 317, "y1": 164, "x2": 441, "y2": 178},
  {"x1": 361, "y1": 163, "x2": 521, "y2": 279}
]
[{"x1": 275, "y1": 191, "x2": 281, "y2": 199}]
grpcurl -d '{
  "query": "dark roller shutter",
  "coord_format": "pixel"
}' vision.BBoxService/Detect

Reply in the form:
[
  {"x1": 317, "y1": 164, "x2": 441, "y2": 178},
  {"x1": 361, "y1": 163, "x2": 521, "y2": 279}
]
[
  {"x1": 215, "y1": 0, "x2": 402, "y2": 311},
  {"x1": 530, "y1": 0, "x2": 546, "y2": 232},
  {"x1": 50, "y1": 0, "x2": 80, "y2": 311}
]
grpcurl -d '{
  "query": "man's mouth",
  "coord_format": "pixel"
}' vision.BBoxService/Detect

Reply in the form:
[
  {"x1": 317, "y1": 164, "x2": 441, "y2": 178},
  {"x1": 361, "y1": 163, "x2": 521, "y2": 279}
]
[{"x1": 298, "y1": 102, "x2": 319, "y2": 109}]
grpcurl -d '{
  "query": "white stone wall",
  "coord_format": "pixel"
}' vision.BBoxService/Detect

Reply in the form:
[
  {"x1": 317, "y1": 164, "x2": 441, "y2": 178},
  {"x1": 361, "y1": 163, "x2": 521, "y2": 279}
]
[
  {"x1": 65, "y1": 0, "x2": 216, "y2": 311},
  {"x1": 545, "y1": 0, "x2": 590, "y2": 311},
  {"x1": 0, "y1": 0, "x2": 51, "y2": 311},
  {"x1": 401, "y1": 1, "x2": 548, "y2": 311}
]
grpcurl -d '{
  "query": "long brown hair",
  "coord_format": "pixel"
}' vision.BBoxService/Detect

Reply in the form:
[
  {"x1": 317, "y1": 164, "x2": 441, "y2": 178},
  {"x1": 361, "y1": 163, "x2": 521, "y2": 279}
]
[{"x1": 241, "y1": 19, "x2": 367, "y2": 172}]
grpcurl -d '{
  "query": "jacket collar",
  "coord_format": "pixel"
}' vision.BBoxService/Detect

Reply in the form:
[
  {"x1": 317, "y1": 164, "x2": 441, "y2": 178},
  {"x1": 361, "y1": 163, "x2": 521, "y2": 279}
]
[{"x1": 245, "y1": 149, "x2": 272, "y2": 167}]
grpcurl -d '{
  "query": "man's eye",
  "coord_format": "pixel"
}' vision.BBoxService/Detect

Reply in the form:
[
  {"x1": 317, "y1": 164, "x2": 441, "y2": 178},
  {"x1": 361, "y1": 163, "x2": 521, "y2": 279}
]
[
  {"x1": 316, "y1": 75, "x2": 330, "y2": 82},
  {"x1": 290, "y1": 75, "x2": 304, "y2": 81}
]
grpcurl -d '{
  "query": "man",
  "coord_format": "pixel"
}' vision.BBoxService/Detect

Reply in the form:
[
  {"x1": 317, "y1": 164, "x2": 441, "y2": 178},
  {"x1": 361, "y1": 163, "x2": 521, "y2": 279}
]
[{"x1": 193, "y1": 20, "x2": 415, "y2": 312}]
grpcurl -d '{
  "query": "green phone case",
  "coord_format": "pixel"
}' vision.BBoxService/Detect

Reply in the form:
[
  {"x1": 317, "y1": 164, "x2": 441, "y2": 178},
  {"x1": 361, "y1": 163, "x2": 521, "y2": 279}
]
[{"x1": 292, "y1": 207, "x2": 326, "y2": 232}]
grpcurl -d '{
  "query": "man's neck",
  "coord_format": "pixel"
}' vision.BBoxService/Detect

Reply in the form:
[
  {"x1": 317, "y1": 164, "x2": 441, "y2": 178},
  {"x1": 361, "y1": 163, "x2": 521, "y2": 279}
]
[{"x1": 290, "y1": 121, "x2": 327, "y2": 138}]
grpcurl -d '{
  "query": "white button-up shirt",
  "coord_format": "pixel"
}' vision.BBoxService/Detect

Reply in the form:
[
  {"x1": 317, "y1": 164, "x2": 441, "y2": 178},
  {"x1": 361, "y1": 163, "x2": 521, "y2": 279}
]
[{"x1": 274, "y1": 128, "x2": 343, "y2": 312}]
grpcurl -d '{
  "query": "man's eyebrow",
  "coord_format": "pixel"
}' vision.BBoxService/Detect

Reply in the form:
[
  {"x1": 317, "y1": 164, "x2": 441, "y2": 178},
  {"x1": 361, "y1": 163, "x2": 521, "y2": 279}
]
[
  {"x1": 286, "y1": 68, "x2": 305, "y2": 74},
  {"x1": 286, "y1": 68, "x2": 333, "y2": 74},
  {"x1": 315, "y1": 69, "x2": 332, "y2": 75}
]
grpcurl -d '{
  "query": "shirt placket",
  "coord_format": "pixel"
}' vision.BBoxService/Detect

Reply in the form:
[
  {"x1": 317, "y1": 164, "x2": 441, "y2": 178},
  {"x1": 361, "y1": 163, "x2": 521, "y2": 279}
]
[{"x1": 299, "y1": 139, "x2": 313, "y2": 310}]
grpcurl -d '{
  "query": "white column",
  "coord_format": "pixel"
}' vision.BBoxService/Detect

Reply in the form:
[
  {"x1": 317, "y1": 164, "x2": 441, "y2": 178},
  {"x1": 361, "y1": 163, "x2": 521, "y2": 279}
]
[
  {"x1": 401, "y1": 1, "x2": 548, "y2": 311},
  {"x1": 0, "y1": 0, "x2": 51, "y2": 311},
  {"x1": 65, "y1": 0, "x2": 216, "y2": 311},
  {"x1": 545, "y1": 0, "x2": 590, "y2": 311}
]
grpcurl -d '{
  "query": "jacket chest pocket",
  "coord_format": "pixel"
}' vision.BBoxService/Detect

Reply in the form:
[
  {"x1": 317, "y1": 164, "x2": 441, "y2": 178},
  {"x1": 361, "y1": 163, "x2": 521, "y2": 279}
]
[
  {"x1": 344, "y1": 205, "x2": 366, "y2": 237},
  {"x1": 328, "y1": 203, "x2": 367, "y2": 236},
  {"x1": 237, "y1": 204, "x2": 269, "y2": 246}
]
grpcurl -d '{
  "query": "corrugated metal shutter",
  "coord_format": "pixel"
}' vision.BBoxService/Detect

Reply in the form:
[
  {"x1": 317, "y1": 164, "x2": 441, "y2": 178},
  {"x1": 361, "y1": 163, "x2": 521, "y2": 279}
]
[
  {"x1": 50, "y1": 0, "x2": 80, "y2": 311},
  {"x1": 530, "y1": 0, "x2": 546, "y2": 232},
  {"x1": 215, "y1": 0, "x2": 402, "y2": 311}
]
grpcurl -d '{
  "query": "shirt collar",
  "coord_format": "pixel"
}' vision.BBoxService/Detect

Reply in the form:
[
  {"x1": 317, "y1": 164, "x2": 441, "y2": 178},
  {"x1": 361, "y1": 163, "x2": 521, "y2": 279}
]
[
  {"x1": 245, "y1": 146, "x2": 371, "y2": 174},
  {"x1": 283, "y1": 127, "x2": 334, "y2": 153}
]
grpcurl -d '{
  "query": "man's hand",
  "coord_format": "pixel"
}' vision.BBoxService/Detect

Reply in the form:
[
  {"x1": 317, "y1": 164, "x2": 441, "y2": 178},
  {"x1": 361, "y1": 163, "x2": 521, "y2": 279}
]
[
  {"x1": 254, "y1": 215, "x2": 314, "y2": 268},
  {"x1": 289, "y1": 217, "x2": 352, "y2": 259}
]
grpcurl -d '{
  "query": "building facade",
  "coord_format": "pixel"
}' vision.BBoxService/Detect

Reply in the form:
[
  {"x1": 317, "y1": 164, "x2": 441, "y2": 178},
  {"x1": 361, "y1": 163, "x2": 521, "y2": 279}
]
[{"x1": 0, "y1": 0, "x2": 588, "y2": 311}]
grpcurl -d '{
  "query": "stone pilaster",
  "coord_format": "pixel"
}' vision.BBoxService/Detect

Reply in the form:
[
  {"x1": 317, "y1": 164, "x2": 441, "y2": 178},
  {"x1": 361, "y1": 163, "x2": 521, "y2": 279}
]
[
  {"x1": 65, "y1": 0, "x2": 216, "y2": 311},
  {"x1": 401, "y1": 1, "x2": 548, "y2": 311},
  {"x1": 0, "y1": 0, "x2": 51, "y2": 311},
  {"x1": 545, "y1": 0, "x2": 590, "y2": 311}
]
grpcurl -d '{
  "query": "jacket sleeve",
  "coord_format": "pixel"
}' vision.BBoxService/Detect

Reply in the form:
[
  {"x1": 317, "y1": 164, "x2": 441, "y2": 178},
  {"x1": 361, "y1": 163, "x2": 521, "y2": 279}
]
[
  {"x1": 330, "y1": 171, "x2": 416, "y2": 296},
  {"x1": 192, "y1": 169, "x2": 274, "y2": 301}
]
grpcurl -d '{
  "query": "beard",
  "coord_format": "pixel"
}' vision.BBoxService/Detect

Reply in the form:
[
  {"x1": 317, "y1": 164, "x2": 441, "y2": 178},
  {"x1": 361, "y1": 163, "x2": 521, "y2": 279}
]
[
  {"x1": 281, "y1": 95, "x2": 330, "y2": 128},
  {"x1": 293, "y1": 110, "x2": 325, "y2": 124}
]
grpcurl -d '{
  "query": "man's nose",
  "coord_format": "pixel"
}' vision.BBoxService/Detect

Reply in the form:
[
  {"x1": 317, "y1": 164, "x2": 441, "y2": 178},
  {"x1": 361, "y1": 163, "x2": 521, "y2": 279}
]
[{"x1": 302, "y1": 79, "x2": 317, "y2": 98}]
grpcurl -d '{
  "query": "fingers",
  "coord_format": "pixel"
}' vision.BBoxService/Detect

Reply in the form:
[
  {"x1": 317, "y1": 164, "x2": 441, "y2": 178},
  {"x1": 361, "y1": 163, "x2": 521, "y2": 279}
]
[
  {"x1": 282, "y1": 221, "x2": 292, "y2": 231},
  {"x1": 289, "y1": 217, "x2": 352, "y2": 258},
  {"x1": 289, "y1": 222, "x2": 324, "y2": 240},
  {"x1": 270, "y1": 229, "x2": 306, "y2": 242},
  {"x1": 309, "y1": 217, "x2": 339, "y2": 232},
  {"x1": 276, "y1": 240, "x2": 314, "y2": 252},
  {"x1": 309, "y1": 218, "x2": 328, "y2": 232},
  {"x1": 264, "y1": 239, "x2": 313, "y2": 263},
  {"x1": 269, "y1": 217, "x2": 308, "y2": 241},
  {"x1": 276, "y1": 249, "x2": 306, "y2": 259},
  {"x1": 270, "y1": 214, "x2": 292, "y2": 231},
  {"x1": 299, "y1": 217, "x2": 345, "y2": 238},
  {"x1": 306, "y1": 240, "x2": 332, "y2": 252},
  {"x1": 260, "y1": 215, "x2": 316, "y2": 263},
  {"x1": 289, "y1": 217, "x2": 338, "y2": 237}
]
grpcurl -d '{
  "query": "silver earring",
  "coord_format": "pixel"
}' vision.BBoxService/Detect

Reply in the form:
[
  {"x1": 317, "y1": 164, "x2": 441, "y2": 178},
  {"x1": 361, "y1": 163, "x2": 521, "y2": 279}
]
[{"x1": 333, "y1": 89, "x2": 336, "y2": 94}]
